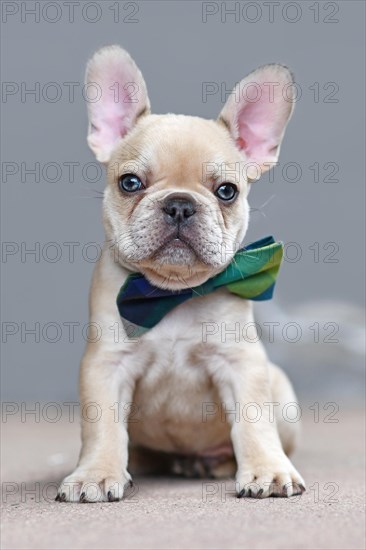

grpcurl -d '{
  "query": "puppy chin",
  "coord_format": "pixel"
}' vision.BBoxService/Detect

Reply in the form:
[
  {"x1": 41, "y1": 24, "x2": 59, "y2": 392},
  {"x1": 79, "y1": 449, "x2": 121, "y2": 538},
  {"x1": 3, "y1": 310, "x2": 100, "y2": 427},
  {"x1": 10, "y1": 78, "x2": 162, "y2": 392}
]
[
  {"x1": 153, "y1": 239, "x2": 196, "y2": 265},
  {"x1": 139, "y1": 264, "x2": 215, "y2": 290},
  {"x1": 134, "y1": 247, "x2": 216, "y2": 291}
]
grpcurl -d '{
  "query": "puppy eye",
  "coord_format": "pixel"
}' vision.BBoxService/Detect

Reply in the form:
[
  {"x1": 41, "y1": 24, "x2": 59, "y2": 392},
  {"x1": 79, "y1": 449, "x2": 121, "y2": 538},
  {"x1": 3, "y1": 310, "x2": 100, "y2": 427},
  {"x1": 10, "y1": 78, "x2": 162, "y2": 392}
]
[
  {"x1": 118, "y1": 173, "x2": 144, "y2": 193},
  {"x1": 215, "y1": 183, "x2": 238, "y2": 202}
]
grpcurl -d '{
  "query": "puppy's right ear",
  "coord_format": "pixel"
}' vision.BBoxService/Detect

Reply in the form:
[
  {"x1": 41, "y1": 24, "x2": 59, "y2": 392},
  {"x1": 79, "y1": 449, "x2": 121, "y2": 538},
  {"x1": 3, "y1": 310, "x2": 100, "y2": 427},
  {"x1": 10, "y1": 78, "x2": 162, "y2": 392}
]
[{"x1": 85, "y1": 45, "x2": 150, "y2": 163}]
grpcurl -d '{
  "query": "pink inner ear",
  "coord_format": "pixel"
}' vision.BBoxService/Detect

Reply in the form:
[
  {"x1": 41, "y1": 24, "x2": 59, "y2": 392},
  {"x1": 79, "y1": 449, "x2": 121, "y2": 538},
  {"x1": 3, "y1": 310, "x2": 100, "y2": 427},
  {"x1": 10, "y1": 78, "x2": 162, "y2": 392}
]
[
  {"x1": 235, "y1": 84, "x2": 289, "y2": 163},
  {"x1": 87, "y1": 55, "x2": 147, "y2": 161},
  {"x1": 91, "y1": 65, "x2": 136, "y2": 149},
  {"x1": 237, "y1": 119, "x2": 277, "y2": 162}
]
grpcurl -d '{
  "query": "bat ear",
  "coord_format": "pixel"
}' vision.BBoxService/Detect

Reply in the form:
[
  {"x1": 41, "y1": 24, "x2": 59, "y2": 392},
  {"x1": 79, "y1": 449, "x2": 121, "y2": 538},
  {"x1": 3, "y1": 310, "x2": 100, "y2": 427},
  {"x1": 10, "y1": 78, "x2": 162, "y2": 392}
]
[
  {"x1": 85, "y1": 45, "x2": 150, "y2": 163},
  {"x1": 219, "y1": 64, "x2": 295, "y2": 180}
]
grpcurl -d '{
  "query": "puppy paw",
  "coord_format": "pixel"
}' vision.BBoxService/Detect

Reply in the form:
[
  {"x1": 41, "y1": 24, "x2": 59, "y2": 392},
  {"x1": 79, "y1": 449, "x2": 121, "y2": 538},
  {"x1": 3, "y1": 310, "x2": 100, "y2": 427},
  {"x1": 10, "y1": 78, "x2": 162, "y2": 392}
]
[
  {"x1": 236, "y1": 460, "x2": 305, "y2": 498},
  {"x1": 56, "y1": 468, "x2": 132, "y2": 503}
]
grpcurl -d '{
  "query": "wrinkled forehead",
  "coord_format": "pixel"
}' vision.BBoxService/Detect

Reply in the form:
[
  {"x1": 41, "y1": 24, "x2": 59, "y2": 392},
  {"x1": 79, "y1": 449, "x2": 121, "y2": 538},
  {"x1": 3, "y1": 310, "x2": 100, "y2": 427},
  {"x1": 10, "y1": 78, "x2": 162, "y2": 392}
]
[{"x1": 109, "y1": 114, "x2": 245, "y2": 188}]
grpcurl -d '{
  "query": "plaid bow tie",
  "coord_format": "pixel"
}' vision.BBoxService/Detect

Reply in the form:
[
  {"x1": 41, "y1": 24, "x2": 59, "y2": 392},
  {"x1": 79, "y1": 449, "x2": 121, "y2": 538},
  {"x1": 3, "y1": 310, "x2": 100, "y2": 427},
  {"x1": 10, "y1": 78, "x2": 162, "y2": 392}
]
[{"x1": 117, "y1": 236, "x2": 283, "y2": 337}]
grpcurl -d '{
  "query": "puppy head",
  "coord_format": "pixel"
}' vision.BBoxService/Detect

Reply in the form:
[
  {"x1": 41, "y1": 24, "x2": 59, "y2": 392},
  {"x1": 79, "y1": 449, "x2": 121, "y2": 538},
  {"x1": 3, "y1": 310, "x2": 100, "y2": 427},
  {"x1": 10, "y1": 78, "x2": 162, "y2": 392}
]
[{"x1": 86, "y1": 46, "x2": 295, "y2": 290}]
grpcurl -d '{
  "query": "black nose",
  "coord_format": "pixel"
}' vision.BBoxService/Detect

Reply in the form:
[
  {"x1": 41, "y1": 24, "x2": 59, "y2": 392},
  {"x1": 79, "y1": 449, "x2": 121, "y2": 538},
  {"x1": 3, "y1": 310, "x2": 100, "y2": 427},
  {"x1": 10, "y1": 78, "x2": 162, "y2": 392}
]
[{"x1": 163, "y1": 196, "x2": 196, "y2": 224}]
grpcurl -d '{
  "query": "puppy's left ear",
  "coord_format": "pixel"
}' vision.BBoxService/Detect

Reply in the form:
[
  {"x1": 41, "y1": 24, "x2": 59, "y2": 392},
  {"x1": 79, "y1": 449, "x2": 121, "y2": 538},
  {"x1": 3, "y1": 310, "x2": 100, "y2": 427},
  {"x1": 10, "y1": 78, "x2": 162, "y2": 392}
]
[{"x1": 219, "y1": 64, "x2": 295, "y2": 180}]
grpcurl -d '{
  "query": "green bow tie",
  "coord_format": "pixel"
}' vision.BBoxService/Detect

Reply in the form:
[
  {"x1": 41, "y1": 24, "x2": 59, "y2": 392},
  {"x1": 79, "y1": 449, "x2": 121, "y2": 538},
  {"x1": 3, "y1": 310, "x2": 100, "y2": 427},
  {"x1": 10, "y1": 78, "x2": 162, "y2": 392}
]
[{"x1": 117, "y1": 236, "x2": 283, "y2": 337}]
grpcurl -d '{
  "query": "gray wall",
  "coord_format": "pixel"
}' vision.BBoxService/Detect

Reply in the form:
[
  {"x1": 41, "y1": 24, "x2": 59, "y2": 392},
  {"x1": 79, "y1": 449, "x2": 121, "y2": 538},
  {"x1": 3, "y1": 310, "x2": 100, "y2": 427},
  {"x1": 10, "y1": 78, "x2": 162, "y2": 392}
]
[{"x1": 1, "y1": 1, "x2": 365, "y2": 402}]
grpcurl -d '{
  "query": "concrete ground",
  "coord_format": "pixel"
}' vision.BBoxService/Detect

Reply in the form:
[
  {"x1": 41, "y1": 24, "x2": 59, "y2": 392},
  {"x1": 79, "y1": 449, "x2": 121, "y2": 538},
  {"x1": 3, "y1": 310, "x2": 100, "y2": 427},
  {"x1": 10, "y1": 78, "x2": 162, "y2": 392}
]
[{"x1": 1, "y1": 409, "x2": 365, "y2": 550}]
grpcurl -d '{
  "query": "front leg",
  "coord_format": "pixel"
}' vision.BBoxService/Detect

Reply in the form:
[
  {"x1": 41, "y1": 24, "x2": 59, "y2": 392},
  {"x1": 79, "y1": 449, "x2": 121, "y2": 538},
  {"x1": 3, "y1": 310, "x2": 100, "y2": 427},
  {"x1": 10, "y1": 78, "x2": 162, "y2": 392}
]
[
  {"x1": 57, "y1": 350, "x2": 134, "y2": 503},
  {"x1": 220, "y1": 357, "x2": 305, "y2": 498}
]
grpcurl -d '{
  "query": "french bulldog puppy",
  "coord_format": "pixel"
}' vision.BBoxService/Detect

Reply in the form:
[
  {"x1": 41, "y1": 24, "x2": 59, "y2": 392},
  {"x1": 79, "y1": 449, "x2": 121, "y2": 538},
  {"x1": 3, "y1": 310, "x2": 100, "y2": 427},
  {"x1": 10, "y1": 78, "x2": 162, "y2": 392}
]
[{"x1": 56, "y1": 45, "x2": 305, "y2": 502}]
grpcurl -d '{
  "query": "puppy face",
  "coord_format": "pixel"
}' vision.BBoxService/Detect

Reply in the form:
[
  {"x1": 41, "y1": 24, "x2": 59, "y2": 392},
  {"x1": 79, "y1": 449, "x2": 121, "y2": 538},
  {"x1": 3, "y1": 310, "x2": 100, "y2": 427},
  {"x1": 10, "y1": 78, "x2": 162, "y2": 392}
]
[
  {"x1": 104, "y1": 115, "x2": 250, "y2": 289},
  {"x1": 86, "y1": 46, "x2": 295, "y2": 289}
]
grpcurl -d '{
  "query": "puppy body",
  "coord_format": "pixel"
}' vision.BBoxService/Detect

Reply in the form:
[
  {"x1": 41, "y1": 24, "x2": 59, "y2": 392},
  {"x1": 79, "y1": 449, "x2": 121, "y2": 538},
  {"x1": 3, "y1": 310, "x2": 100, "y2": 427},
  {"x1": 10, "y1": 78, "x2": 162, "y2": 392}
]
[
  {"x1": 57, "y1": 47, "x2": 305, "y2": 502},
  {"x1": 77, "y1": 239, "x2": 299, "y2": 491}
]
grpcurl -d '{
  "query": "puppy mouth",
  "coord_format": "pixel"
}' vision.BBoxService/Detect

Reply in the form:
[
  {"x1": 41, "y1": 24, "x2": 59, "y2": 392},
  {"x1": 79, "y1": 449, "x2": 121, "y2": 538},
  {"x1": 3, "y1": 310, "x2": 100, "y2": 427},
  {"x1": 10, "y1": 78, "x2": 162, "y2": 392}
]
[
  {"x1": 169, "y1": 237, "x2": 191, "y2": 248},
  {"x1": 153, "y1": 233, "x2": 197, "y2": 260},
  {"x1": 128, "y1": 228, "x2": 228, "y2": 290}
]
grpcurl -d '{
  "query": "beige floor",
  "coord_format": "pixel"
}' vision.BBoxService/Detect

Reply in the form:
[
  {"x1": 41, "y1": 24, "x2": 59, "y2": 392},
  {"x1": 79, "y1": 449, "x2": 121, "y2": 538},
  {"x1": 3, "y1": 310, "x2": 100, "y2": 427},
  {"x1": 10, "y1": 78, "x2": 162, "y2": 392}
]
[{"x1": 1, "y1": 409, "x2": 365, "y2": 550}]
